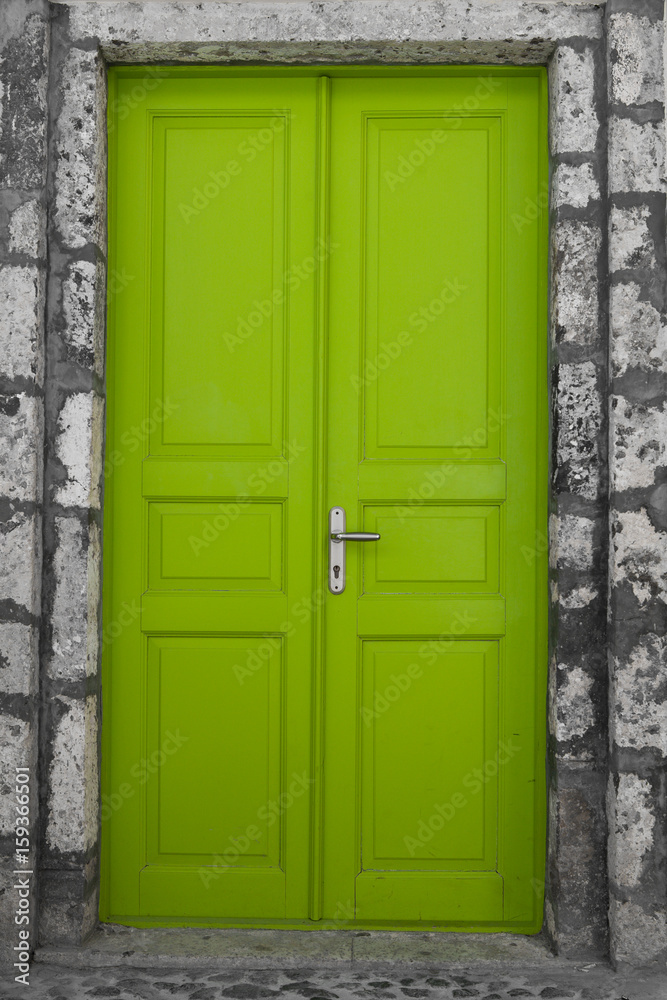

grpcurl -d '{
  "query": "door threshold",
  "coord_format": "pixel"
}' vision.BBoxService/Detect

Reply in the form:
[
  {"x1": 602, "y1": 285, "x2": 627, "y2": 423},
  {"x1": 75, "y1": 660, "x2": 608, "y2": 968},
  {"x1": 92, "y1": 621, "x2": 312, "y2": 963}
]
[{"x1": 35, "y1": 924, "x2": 557, "y2": 970}]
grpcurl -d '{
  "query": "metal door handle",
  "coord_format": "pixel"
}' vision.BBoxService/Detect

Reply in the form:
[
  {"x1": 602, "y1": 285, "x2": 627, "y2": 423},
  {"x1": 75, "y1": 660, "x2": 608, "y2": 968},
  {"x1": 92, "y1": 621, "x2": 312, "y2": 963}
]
[
  {"x1": 331, "y1": 531, "x2": 380, "y2": 542},
  {"x1": 329, "y1": 507, "x2": 380, "y2": 594}
]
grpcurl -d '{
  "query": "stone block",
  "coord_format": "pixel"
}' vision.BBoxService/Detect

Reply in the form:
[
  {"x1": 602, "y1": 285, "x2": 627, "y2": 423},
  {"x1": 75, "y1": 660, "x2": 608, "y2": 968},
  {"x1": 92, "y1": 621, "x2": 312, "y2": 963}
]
[
  {"x1": 610, "y1": 204, "x2": 657, "y2": 272},
  {"x1": 549, "y1": 46, "x2": 600, "y2": 155},
  {"x1": 0, "y1": 265, "x2": 45, "y2": 383},
  {"x1": 0, "y1": 623, "x2": 38, "y2": 696},
  {"x1": 0, "y1": 393, "x2": 43, "y2": 502},
  {"x1": 609, "y1": 118, "x2": 665, "y2": 195},
  {"x1": 611, "y1": 398, "x2": 667, "y2": 491},
  {"x1": 552, "y1": 221, "x2": 601, "y2": 346},
  {"x1": 552, "y1": 161, "x2": 600, "y2": 209},
  {"x1": 609, "y1": 14, "x2": 664, "y2": 107}
]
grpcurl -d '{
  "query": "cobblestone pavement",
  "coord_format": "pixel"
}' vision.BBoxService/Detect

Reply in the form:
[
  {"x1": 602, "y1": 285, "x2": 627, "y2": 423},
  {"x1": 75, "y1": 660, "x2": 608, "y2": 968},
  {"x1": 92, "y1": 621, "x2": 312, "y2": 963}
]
[{"x1": 2, "y1": 964, "x2": 664, "y2": 1000}]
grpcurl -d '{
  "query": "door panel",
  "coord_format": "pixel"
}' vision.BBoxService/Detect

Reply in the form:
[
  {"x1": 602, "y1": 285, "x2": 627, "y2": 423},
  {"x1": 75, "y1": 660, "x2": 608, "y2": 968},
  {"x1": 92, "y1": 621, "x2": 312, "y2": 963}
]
[
  {"x1": 323, "y1": 75, "x2": 546, "y2": 929},
  {"x1": 105, "y1": 74, "x2": 320, "y2": 921},
  {"x1": 103, "y1": 68, "x2": 547, "y2": 931}
]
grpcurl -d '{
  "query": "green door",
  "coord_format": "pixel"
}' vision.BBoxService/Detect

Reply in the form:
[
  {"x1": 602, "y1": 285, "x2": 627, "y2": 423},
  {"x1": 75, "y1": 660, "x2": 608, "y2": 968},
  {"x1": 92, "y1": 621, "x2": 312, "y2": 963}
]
[{"x1": 103, "y1": 67, "x2": 547, "y2": 932}]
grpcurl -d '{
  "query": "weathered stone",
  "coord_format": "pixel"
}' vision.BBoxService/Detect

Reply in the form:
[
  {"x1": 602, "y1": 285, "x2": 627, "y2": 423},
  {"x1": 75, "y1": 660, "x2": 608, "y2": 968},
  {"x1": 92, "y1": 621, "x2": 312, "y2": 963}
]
[
  {"x1": 556, "y1": 362, "x2": 602, "y2": 501},
  {"x1": 62, "y1": 259, "x2": 105, "y2": 374},
  {"x1": 46, "y1": 694, "x2": 98, "y2": 855},
  {"x1": 50, "y1": 517, "x2": 101, "y2": 683},
  {"x1": 610, "y1": 204, "x2": 657, "y2": 272},
  {"x1": 608, "y1": 118, "x2": 665, "y2": 194},
  {"x1": 552, "y1": 161, "x2": 600, "y2": 209},
  {"x1": 610, "y1": 282, "x2": 667, "y2": 376},
  {"x1": 559, "y1": 583, "x2": 597, "y2": 609},
  {"x1": 0, "y1": 510, "x2": 41, "y2": 612},
  {"x1": 609, "y1": 14, "x2": 665, "y2": 107},
  {"x1": 609, "y1": 900, "x2": 667, "y2": 966},
  {"x1": 611, "y1": 398, "x2": 667, "y2": 491},
  {"x1": 8, "y1": 198, "x2": 46, "y2": 257},
  {"x1": 611, "y1": 634, "x2": 667, "y2": 755},
  {"x1": 0, "y1": 622, "x2": 38, "y2": 696},
  {"x1": 0, "y1": 265, "x2": 45, "y2": 383},
  {"x1": 0, "y1": 393, "x2": 43, "y2": 502},
  {"x1": 551, "y1": 514, "x2": 595, "y2": 572},
  {"x1": 0, "y1": 715, "x2": 33, "y2": 836},
  {"x1": 552, "y1": 222, "x2": 601, "y2": 346},
  {"x1": 0, "y1": 7, "x2": 49, "y2": 189},
  {"x1": 549, "y1": 46, "x2": 600, "y2": 155},
  {"x1": 611, "y1": 508, "x2": 667, "y2": 606},
  {"x1": 608, "y1": 773, "x2": 655, "y2": 888},
  {"x1": 65, "y1": 1, "x2": 605, "y2": 56},
  {"x1": 53, "y1": 392, "x2": 104, "y2": 509},
  {"x1": 54, "y1": 47, "x2": 106, "y2": 251},
  {"x1": 556, "y1": 665, "x2": 595, "y2": 743}
]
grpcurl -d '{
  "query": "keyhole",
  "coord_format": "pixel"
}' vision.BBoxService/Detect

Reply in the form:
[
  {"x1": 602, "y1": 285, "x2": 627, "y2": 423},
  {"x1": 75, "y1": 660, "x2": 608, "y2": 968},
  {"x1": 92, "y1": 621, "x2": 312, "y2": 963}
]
[{"x1": 333, "y1": 566, "x2": 340, "y2": 579}]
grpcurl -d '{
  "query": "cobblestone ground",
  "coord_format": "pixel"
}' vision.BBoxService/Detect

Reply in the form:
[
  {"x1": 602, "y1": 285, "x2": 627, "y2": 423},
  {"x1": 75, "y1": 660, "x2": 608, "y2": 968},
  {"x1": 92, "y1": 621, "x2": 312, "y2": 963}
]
[{"x1": 2, "y1": 964, "x2": 663, "y2": 1000}]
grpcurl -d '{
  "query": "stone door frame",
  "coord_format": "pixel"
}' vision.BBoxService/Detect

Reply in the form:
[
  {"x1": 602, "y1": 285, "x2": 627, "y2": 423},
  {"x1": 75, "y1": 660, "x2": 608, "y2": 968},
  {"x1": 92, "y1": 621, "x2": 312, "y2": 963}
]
[{"x1": 1, "y1": 0, "x2": 665, "y2": 970}]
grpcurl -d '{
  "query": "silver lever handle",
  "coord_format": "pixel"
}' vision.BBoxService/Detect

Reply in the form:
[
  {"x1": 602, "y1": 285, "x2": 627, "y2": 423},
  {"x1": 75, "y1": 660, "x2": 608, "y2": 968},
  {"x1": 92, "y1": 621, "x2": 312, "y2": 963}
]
[
  {"x1": 331, "y1": 531, "x2": 380, "y2": 542},
  {"x1": 329, "y1": 507, "x2": 380, "y2": 594}
]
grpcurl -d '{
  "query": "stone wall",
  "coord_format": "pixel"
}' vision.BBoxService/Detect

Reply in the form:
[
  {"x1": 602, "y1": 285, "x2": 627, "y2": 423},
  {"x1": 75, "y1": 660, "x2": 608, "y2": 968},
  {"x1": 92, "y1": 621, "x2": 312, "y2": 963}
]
[
  {"x1": 606, "y1": 0, "x2": 667, "y2": 969},
  {"x1": 0, "y1": 0, "x2": 665, "y2": 973},
  {"x1": 0, "y1": 0, "x2": 50, "y2": 976}
]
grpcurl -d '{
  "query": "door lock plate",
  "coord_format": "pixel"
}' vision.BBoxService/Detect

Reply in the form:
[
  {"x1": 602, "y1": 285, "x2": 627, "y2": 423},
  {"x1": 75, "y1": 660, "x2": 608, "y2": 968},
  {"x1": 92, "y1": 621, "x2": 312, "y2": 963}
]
[{"x1": 329, "y1": 507, "x2": 346, "y2": 594}]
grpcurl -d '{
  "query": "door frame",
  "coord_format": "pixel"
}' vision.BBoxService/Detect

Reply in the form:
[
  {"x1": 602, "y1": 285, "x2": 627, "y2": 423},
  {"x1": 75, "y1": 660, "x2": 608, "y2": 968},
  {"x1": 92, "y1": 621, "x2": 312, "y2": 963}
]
[
  {"x1": 101, "y1": 64, "x2": 549, "y2": 931},
  {"x1": 38, "y1": 0, "x2": 614, "y2": 958}
]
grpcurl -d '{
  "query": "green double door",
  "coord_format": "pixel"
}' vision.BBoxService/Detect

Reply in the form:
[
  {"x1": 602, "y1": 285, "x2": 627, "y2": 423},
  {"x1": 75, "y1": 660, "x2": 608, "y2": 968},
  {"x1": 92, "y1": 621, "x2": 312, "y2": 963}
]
[{"x1": 103, "y1": 68, "x2": 547, "y2": 931}]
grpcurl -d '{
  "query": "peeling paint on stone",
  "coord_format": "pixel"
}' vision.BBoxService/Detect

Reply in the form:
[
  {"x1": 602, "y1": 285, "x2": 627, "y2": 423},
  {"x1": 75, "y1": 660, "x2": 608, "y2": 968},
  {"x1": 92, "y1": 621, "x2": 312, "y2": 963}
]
[
  {"x1": 553, "y1": 161, "x2": 600, "y2": 209},
  {"x1": 557, "y1": 665, "x2": 596, "y2": 742},
  {"x1": 608, "y1": 773, "x2": 655, "y2": 888},
  {"x1": 611, "y1": 399, "x2": 667, "y2": 490},
  {"x1": 612, "y1": 509, "x2": 667, "y2": 606},
  {"x1": 612, "y1": 634, "x2": 667, "y2": 755},
  {"x1": 610, "y1": 282, "x2": 667, "y2": 376},
  {"x1": 609, "y1": 203, "x2": 657, "y2": 272}
]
